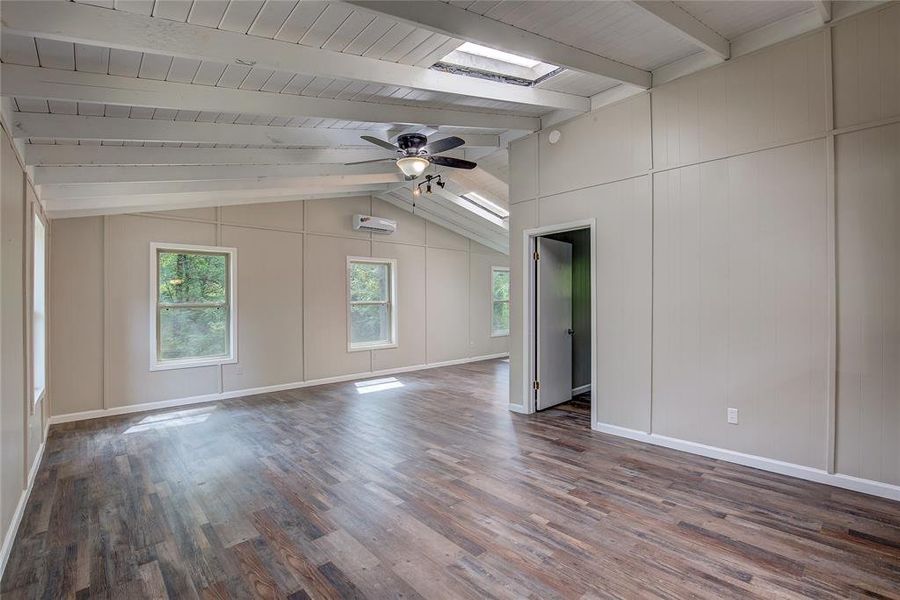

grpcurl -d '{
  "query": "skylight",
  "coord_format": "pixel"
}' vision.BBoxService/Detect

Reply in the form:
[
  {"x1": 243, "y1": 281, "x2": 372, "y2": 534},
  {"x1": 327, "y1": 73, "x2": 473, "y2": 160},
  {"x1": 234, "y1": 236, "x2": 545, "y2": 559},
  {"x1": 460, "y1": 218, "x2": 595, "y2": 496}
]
[
  {"x1": 464, "y1": 192, "x2": 509, "y2": 219},
  {"x1": 435, "y1": 42, "x2": 561, "y2": 86},
  {"x1": 455, "y1": 42, "x2": 541, "y2": 69}
]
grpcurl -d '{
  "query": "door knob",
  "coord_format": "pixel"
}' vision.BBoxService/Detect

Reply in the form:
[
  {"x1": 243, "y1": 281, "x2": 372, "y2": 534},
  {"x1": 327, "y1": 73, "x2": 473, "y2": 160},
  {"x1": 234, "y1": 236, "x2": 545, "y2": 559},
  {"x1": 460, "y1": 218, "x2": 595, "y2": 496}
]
[{"x1": 567, "y1": 328, "x2": 574, "y2": 335}]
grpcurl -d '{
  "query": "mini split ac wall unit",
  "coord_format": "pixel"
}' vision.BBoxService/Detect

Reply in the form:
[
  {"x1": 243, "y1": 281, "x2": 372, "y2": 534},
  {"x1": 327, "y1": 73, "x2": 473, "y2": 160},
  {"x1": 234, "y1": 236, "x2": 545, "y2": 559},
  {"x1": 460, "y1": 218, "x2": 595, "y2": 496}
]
[{"x1": 353, "y1": 215, "x2": 397, "y2": 234}]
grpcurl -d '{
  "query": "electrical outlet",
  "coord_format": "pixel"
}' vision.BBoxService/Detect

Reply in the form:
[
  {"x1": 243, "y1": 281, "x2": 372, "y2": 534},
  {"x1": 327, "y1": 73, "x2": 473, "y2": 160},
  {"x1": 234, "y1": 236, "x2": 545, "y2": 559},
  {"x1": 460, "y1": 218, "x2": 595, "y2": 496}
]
[{"x1": 727, "y1": 408, "x2": 739, "y2": 424}]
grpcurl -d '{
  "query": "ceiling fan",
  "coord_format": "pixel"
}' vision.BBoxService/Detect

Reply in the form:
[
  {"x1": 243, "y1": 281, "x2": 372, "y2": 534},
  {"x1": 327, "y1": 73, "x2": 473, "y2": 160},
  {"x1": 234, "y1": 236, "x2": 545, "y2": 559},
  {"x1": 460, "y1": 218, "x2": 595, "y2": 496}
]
[{"x1": 346, "y1": 133, "x2": 477, "y2": 180}]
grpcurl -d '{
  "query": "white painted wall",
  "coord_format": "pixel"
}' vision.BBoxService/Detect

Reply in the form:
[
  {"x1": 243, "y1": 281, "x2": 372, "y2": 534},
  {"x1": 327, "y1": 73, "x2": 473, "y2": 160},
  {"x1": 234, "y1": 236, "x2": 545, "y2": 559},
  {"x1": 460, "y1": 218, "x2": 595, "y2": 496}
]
[
  {"x1": 509, "y1": 3, "x2": 900, "y2": 491},
  {"x1": 0, "y1": 127, "x2": 48, "y2": 573},
  {"x1": 49, "y1": 196, "x2": 509, "y2": 418}
]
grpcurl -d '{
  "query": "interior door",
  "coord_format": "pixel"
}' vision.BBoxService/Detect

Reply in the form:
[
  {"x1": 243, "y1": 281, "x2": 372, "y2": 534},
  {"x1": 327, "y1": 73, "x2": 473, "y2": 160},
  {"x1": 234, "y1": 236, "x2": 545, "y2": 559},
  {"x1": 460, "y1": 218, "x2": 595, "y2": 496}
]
[{"x1": 536, "y1": 237, "x2": 572, "y2": 410}]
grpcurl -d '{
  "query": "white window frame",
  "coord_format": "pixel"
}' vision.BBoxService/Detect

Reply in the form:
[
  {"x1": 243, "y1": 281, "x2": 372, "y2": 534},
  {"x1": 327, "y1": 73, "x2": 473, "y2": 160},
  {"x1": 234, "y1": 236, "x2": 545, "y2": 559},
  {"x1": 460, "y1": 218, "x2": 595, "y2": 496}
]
[
  {"x1": 347, "y1": 257, "x2": 398, "y2": 352},
  {"x1": 491, "y1": 266, "x2": 510, "y2": 337},
  {"x1": 149, "y1": 242, "x2": 238, "y2": 371},
  {"x1": 31, "y1": 211, "x2": 47, "y2": 408}
]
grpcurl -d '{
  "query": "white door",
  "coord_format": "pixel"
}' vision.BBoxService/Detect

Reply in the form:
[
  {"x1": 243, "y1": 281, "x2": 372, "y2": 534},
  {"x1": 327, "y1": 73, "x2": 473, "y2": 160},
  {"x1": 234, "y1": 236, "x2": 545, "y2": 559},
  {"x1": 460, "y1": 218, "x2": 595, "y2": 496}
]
[{"x1": 536, "y1": 237, "x2": 572, "y2": 410}]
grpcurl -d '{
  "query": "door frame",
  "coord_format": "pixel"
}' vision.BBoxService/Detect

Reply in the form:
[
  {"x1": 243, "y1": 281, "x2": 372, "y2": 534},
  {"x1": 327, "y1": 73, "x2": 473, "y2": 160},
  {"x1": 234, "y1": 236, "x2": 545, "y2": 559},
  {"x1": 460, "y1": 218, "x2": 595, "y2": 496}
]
[{"x1": 521, "y1": 219, "x2": 597, "y2": 424}]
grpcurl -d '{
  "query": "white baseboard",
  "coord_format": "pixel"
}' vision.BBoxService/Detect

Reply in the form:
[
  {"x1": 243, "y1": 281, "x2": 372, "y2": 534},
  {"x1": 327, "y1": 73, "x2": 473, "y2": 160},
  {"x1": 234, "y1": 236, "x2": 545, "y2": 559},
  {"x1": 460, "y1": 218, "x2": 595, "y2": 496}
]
[
  {"x1": 592, "y1": 422, "x2": 653, "y2": 442},
  {"x1": 48, "y1": 353, "x2": 510, "y2": 426},
  {"x1": 571, "y1": 384, "x2": 591, "y2": 395},
  {"x1": 592, "y1": 422, "x2": 900, "y2": 502},
  {"x1": 507, "y1": 403, "x2": 529, "y2": 414},
  {"x1": 0, "y1": 432, "x2": 46, "y2": 580}
]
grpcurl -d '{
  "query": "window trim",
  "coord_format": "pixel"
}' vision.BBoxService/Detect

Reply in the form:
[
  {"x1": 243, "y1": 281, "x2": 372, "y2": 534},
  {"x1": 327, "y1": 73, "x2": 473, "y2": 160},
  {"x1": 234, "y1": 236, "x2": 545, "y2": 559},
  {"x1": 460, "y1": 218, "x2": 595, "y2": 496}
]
[
  {"x1": 149, "y1": 242, "x2": 238, "y2": 371},
  {"x1": 31, "y1": 208, "x2": 47, "y2": 410},
  {"x1": 346, "y1": 256, "x2": 398, "y2": 352},
  {"x1": 491, "y1": 266, "x2": 510, "y2": 337}
]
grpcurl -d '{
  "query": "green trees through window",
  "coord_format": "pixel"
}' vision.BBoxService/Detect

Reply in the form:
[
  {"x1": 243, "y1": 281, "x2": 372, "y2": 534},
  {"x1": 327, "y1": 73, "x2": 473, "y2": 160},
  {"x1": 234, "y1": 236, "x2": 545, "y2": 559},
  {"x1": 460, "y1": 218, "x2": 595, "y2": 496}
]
[
  {"x1": 157, "y1": 250, "x2": 230, "y2": 361},
  {"x1": 349, "y1": 260, "x2": 394, "y2": 348},
  {"x1": 492, "y1": 267, "x2": 510, "y2": 336}
]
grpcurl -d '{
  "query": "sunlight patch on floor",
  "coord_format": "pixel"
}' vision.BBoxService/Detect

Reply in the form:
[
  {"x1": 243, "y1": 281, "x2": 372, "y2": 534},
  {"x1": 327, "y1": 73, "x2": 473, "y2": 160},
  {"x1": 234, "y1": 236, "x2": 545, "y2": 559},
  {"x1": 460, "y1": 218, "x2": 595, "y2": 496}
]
[
  {"x1": 354, "y1": 377, "x2": 405, "y2": 394},
  {"x1": 124, "y1": 406, "x2": 216, "y2": 434}
]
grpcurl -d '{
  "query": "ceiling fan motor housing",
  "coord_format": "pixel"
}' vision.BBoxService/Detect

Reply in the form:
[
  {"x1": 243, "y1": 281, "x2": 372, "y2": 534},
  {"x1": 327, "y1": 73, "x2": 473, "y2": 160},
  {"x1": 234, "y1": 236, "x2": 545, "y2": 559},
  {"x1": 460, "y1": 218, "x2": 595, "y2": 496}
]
[{"x1": 397, "y1": 133, "x2": 428, "y2": 154}]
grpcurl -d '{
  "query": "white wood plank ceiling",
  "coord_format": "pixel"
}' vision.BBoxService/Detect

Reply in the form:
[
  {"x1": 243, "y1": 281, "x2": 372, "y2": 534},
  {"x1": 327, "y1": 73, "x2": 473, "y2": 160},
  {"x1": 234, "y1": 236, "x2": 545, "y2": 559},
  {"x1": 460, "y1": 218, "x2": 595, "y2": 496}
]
[
  {"x1": 0, "y1": 0, "x2": 836, "y2": 250},
  {"x1": 446, "y1": 0, "x2": 702, "y2": 69},
  {"x1": 674, "y1": 1, "x2": 816, "y2": 39}
]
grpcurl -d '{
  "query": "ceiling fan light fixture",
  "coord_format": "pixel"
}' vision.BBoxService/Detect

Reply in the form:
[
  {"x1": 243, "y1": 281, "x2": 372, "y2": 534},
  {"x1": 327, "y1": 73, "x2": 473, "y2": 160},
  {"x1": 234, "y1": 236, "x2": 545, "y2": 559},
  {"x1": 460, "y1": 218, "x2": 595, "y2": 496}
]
[{"x1": 396, "y1": 156, "x2": 429, "y2": 178}]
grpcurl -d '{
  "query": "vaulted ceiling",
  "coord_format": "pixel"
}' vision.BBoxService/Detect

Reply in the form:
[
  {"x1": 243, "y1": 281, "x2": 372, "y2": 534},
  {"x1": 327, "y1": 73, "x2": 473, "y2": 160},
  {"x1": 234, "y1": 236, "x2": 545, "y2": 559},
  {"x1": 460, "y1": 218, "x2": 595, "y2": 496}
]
[{"x1": 0, "y1": 0, "x2": 854, "y2": 253}]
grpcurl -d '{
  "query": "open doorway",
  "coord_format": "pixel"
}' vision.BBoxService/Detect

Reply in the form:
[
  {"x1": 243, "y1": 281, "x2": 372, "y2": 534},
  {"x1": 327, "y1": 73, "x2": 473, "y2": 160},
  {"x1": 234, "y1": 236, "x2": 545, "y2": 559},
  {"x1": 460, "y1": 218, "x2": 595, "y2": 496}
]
[{"x1": 521, "y1": 220, "x2": 596, "y2": 425}]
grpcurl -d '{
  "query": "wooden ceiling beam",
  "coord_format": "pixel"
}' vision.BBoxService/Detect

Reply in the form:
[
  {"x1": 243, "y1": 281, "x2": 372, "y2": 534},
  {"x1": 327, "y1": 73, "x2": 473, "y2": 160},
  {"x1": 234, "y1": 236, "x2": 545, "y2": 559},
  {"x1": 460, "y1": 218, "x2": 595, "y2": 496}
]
[
  {"x1": 38, "y1": 173, "x2": 404, "y2": 200},
  {"x1": 32, "y1": 163, "x2": 401, "y2": 185},
  {"x1": 632, "y1": 1, "x2": 730, "y2": 60},
  {"x1": 23, "y1": 146, "x2": 394, "y2": 167},
  {"x1": 0, "y1": 64, "x2": 540, "y2": 131},
  {"x1": 47, "y1": 186, "x2": 389, "y2": 219},
  {"x1": 9, "y1": 112, "x2": 502, "y2": 148}
]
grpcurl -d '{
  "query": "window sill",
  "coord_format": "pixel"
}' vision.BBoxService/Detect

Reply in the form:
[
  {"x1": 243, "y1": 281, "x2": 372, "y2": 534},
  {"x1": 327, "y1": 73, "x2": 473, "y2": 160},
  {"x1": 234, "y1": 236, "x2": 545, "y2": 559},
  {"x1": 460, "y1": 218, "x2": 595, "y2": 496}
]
[
  {"x1": 150, "y1": 356, "x2": 237, "y2": 372},
  {"x1": 491, "y1": 332, "x2": 510, "y2": 338},
  {"x1": 348, "y1": 342, "x2": 398, "y2": 353}
]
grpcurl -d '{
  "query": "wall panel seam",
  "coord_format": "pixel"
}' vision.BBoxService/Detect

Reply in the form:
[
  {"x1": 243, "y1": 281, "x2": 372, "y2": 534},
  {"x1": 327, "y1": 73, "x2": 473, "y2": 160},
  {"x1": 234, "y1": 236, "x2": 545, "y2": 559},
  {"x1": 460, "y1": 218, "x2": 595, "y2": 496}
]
[
  {"x1": 648, "y1": 79, "x2": 656, "y2": 437},
  {"x1": 522, "y1": 113, "x2": 900, "y2": 206},
  {"x1": 648, "y1": 175, "x2": 655, "y2": 436},
  {"x1": 127, "y1": 210, "x2": 509, "y2": 251},
  {"x1": 824, "y1": 26, "x2": 838, "y2": 474},
  {"x1": 102, "y1": 215, "x2": 108, "y2": 411},
  {"x1": 301, "y1": 227, "x2": 308, "y2": 383},
  {"x1": 467, "y1": 240, "x2": 472, "y2": 358}
]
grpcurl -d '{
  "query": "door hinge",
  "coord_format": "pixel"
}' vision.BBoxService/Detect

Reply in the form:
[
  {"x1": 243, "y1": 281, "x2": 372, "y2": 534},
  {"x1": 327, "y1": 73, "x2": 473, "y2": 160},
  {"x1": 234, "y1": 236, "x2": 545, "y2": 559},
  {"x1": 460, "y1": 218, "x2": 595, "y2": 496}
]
[
  {"x1": 532, "y1": 380, "x2": 540, "y2": 390},
  {"x1": 533, "y1": 250, "x2": 540, "y2": 261}
]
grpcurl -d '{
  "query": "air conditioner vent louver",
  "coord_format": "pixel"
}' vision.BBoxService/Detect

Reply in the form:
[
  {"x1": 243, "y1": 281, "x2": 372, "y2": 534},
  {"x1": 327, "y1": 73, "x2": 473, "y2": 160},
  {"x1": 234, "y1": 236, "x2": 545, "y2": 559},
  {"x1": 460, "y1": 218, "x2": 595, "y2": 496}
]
[{"x1": 353, "y1": 215, "x2": 397, "y2": 234}]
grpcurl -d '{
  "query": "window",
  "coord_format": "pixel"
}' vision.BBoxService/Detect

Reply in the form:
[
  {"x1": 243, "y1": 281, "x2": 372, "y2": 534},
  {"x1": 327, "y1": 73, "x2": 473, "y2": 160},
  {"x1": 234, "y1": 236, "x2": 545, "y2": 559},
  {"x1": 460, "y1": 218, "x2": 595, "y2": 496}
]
[
  {"x1": 491, "y1": 267, "x2": 510, "y2": 337},
  {"x1": 462, "y1": 191, "x2": 509, "y2": 219},
  {"x1": 150, "y1": 243, "x2": 236, "y2": 370},
  {"x1": 348, "y1": 258, "x2": 397, "y2": 351},
  {"x1": 32, "y1": 214, "x2": 46, "y2": 404},
  {"x1": 436, "y1": 42, "x2": 561, "y2": 85}
]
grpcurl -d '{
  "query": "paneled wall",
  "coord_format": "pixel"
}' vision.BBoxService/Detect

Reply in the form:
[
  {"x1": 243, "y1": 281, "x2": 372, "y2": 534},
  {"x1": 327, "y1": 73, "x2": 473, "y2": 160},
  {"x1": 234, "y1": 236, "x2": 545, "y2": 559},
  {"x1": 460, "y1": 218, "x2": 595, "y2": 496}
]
[
  {"x1": 652, "y1": 31, "x2": 828, "y2": 169},
  {"x1": 823, "y1": 2, "x2": 898, "y2": 486},
  {"x1": 832, "y1": 5, "x2": 900, "y2": 128},
  {"x1": 653, "y1": 140, "x2": 828, "y2": 468},
  {"x1": 835, "y1": 120, "x2": 900, "y2": 485},
  {"x1": 509, "y1": 2, "x2": 900, "y2": 491},
  {"x1": 0, "y1": 128, "x2": 47, "y2": 572},
  {"x1": 49, "y1": 197, "x2": 508, "y2": 418}
]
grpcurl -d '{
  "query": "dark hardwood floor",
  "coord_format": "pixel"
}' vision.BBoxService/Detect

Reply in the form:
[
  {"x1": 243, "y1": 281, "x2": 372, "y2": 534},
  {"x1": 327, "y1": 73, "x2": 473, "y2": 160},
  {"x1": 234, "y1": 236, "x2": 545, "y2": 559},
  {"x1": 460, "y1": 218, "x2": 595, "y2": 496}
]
[{"x1": 3, "y1": 359, "x2": 899, "y2": 599}]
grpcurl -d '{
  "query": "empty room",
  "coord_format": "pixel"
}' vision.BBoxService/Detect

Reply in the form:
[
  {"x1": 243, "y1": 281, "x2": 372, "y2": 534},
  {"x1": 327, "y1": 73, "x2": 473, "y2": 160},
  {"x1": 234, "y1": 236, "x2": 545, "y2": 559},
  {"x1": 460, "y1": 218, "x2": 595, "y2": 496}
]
[{"x1": 1, "y1": 0, "x2": 898, "y2": 597}]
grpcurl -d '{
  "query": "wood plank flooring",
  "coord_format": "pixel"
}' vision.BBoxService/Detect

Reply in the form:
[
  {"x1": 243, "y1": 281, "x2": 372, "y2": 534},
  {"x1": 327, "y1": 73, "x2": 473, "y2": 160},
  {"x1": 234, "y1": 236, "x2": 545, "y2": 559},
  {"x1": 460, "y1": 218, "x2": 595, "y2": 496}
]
[{"x1": 3, "y1": 359, "x2": 899, "y2": 599}]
